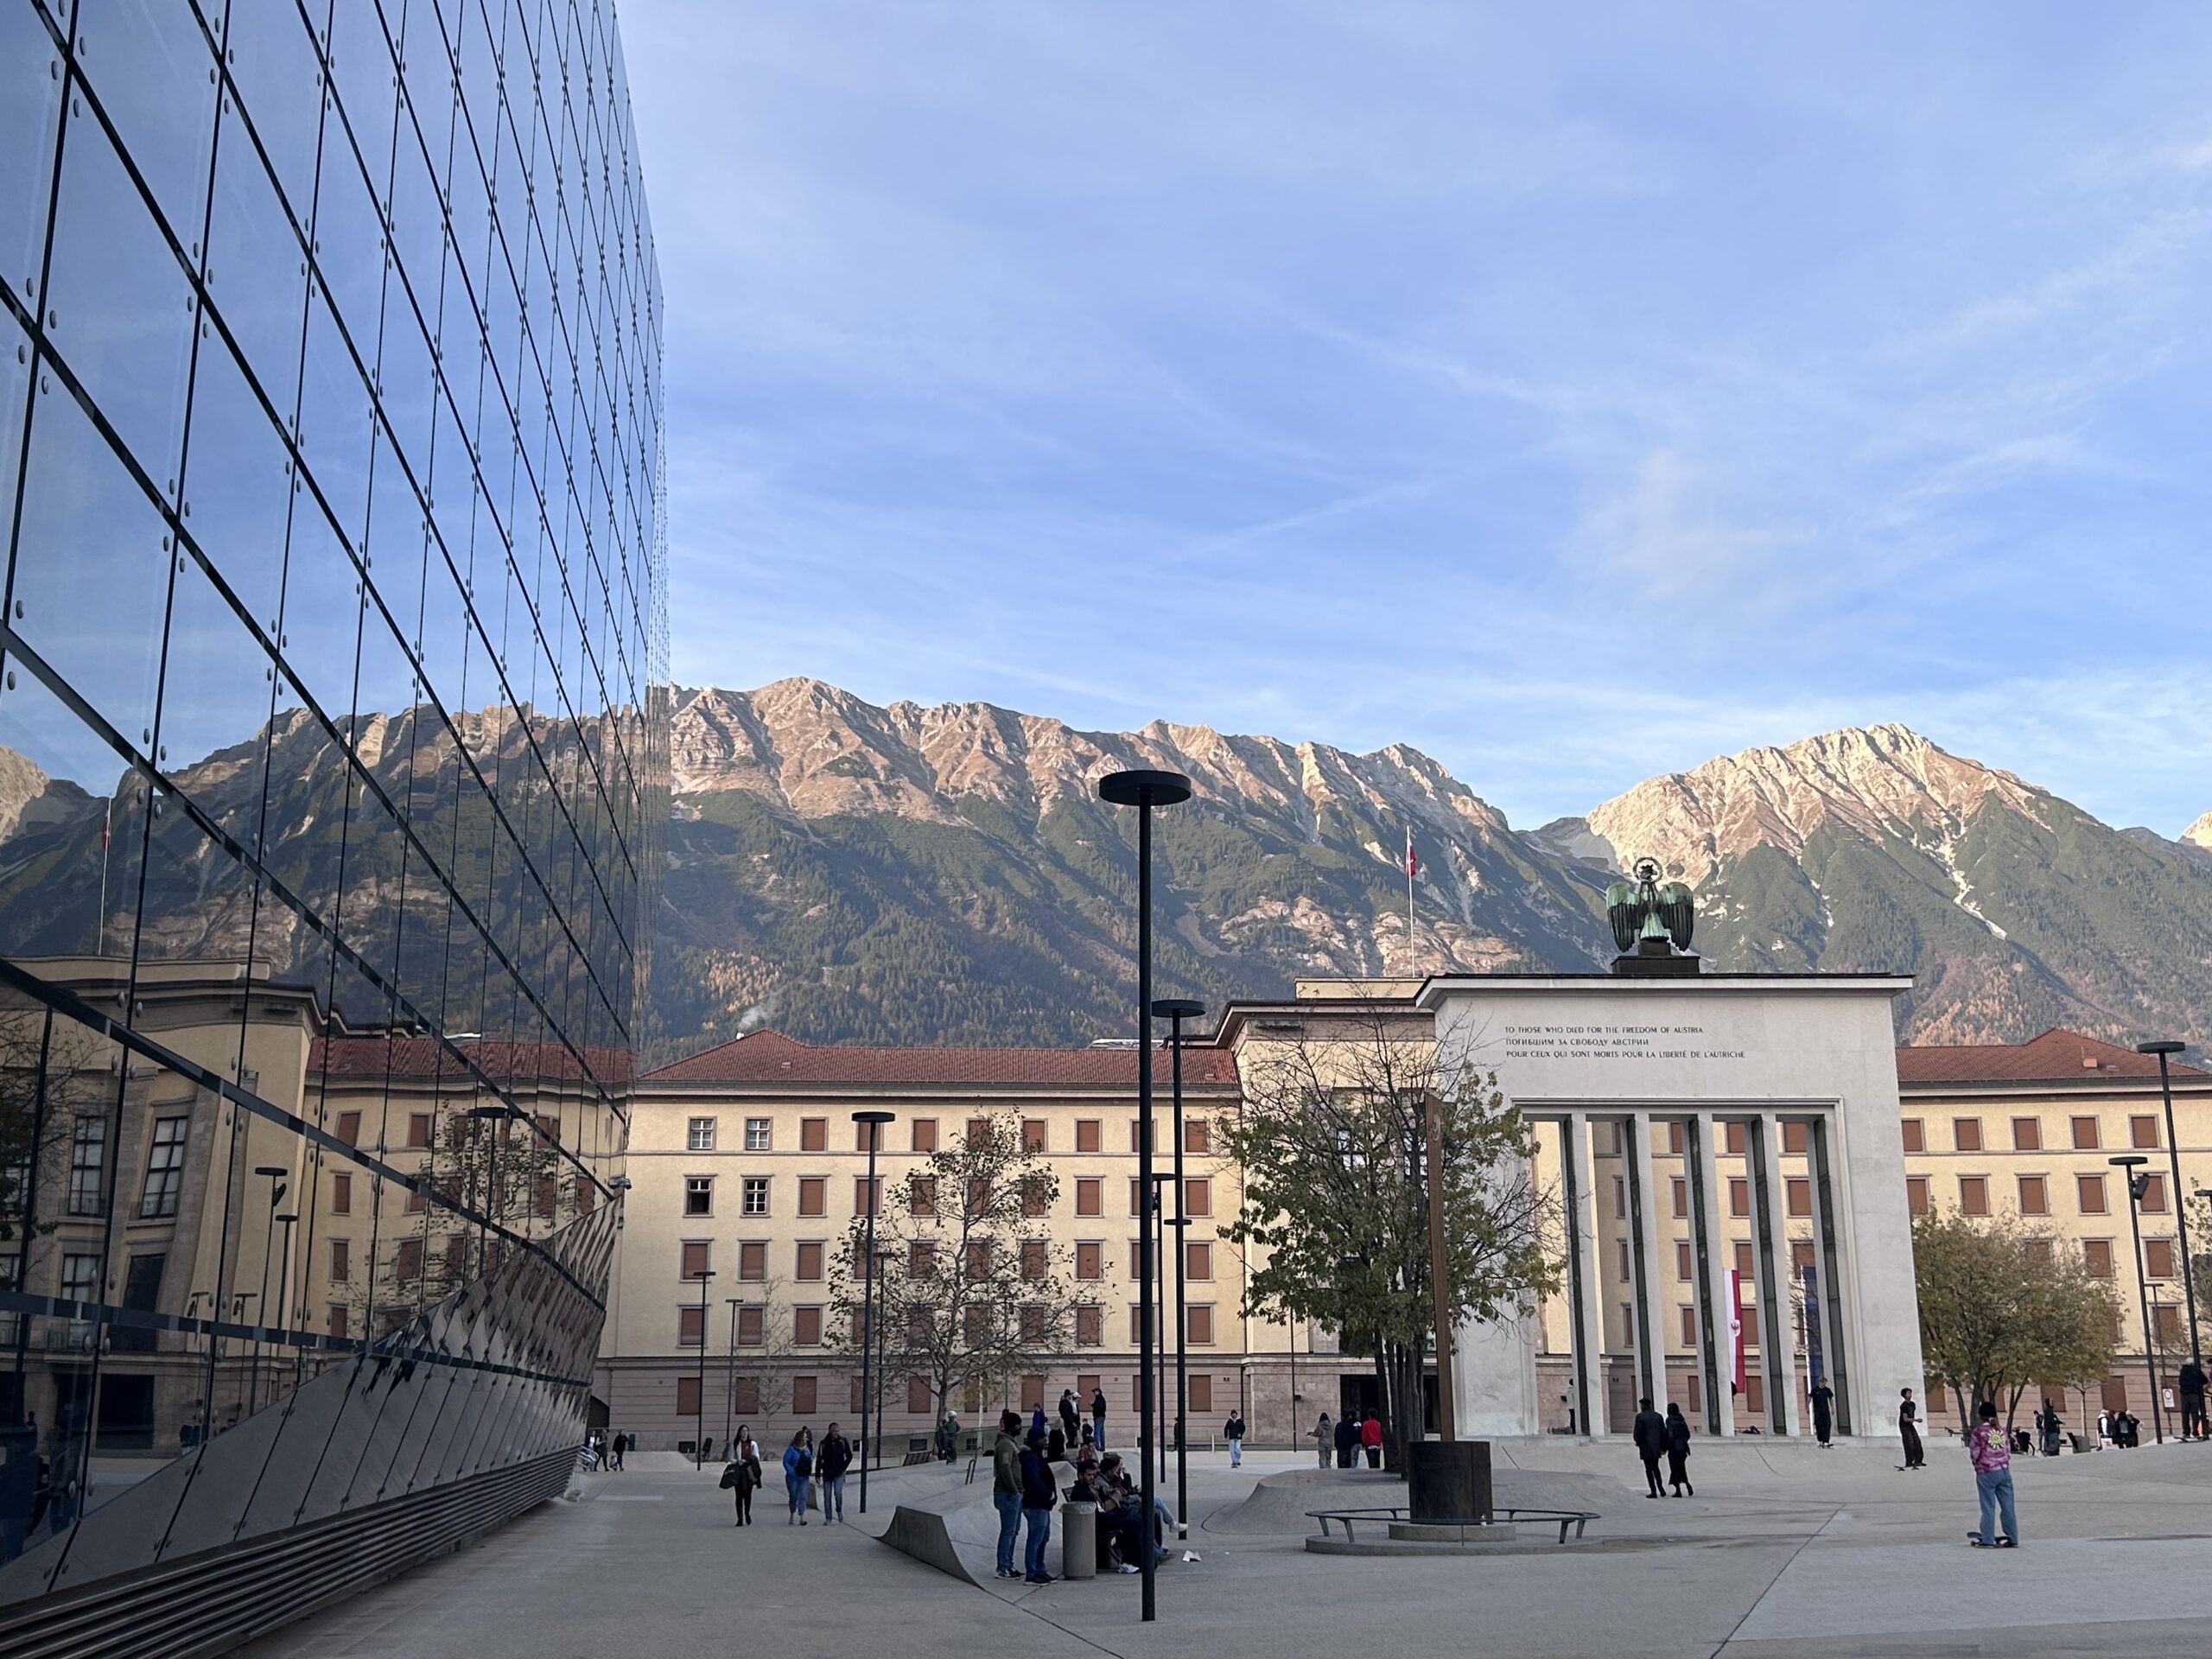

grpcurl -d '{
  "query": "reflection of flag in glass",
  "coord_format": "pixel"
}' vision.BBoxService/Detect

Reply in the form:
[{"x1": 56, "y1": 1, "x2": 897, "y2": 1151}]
[
  {"x1": 101, "y1": 801, "x2": 111, "y2": 851},
  {"x1": 1725, "y1": 1268, "x2": 1745, "y2": 1390}
]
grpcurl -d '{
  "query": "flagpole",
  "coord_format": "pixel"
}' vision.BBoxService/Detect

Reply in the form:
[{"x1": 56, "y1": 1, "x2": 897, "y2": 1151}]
[
  {"x1": 1405, "y1": 826, "x2": 1415, "y2": 966},
  {"x1": 98, "y1": 798, "x2": 111, "y2": 957}
]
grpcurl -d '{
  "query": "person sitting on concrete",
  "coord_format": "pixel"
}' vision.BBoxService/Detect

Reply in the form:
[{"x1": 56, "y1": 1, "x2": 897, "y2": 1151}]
[{"x1": 1632, "y1": 1397, "x2": 1669, "y2": 1499}]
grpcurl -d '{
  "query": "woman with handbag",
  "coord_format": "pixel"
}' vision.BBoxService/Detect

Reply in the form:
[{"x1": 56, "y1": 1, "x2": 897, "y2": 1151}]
[{"x1": 722, "y1": 1427, "x2": 762, "y2": 1525}]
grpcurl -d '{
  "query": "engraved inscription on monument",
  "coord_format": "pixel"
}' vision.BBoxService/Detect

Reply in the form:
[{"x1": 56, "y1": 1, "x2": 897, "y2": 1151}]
[{"x1": 1502, "y1": 1023, "x2": 1748, "y2": 1061}]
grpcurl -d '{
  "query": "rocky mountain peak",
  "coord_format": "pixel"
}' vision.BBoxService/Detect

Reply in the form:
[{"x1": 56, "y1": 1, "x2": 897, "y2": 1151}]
[
  {"x1": 1585, "y1": 723, "x2": 2044, "y2": 886},
  {"x1": 2185, "y1": 810, "x2": 2212, "y2": 853}
]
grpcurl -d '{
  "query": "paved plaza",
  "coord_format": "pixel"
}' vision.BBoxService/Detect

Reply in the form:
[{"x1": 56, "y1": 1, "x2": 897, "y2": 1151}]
[{"x1": 239, "y1": 1438, "x2": 2212, "y2": 1659}]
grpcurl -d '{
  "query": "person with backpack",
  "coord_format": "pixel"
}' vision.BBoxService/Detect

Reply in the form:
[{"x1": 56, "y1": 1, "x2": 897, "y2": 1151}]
[
  {"x1": 1333, "y1": 1413, "x2": 1358, "y2": 1468},
  {"x1": 1019, "y1": 1426, "x2": 1059, "y2": 1585},
  {"x1": 722, "y1": 1427, "x2": 763, "y2": 1525},
  {"x1": 1224, "y1": 1408, "x2": 1245, "y2": 1468},
  {"x1": 782, "y1": 1427, "x2": 815, "y2": 1525},
  {"x1": 817, "y1": 1423, "x2": 855, "y2": 1522},
  {"x1": 1967, "y1": 1399, "x2": 2018, "y2": 1548}
]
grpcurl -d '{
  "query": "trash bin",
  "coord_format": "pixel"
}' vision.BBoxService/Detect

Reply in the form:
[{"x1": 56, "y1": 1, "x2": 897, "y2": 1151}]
[{"x1": 1062, "y1": 1502, "x2": 1097, "y2": 1580}]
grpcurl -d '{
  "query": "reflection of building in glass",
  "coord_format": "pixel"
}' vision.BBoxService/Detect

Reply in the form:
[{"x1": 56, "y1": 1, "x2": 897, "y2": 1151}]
[{"x1": 0, "y1": 1, "x2": 665, "y2": 1647}]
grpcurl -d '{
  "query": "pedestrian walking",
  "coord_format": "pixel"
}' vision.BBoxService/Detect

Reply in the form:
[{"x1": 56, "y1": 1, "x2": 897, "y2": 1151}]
[
  {"x1": 1333, "y1": 1413, "x2": 1358, "y2": 1468},
  {"x1": 1664, "y1": 1402, "x2": 1694, "y2": 1497},
  {"x1": 991, "y1": 1410, "x2": 1025, "y2": 1580},
  {"x1": 1224, "y1": 1408, "x2": 1245, "y2": 1468},
  {"x1": 1358, "y1": 1412, "x2": 1383, "y2": 1469},
  {"x1": 1019, "y1": 1427, "x2": 1058, "y2": 1584},
  {"x1": 817, "y1": 1422, "x2": 854, "y2": 1522},
  {"x1": 1091, "y1": 1385, "x2": 1109, "y2": 1452},
  {"x1": 2037, "y1": 1402, "x2": 2063, "y2": 1459},
  {"x1": 1031, "y1": 1404, "x2": 1049, "y2": 1444},
  {"x1": 1312, "y1": 1412, "x2": 1332, "y2": 1470},
  {"x1": 1966, "y1": 1400, "x2": 2018, "y2": 1548},
  {"x1": 1810, "y1": 1377, "x2": 1834, "y2": 1447},
  {"x1": 2181, "y1": 1358, "x2": 2209, "y2": 1441},
  {"x1": 1632, "y1": 1397, "x2": 1669, "y2": 1499},
  {"x1": 725, "y1": 1427, "x2": 763, "y2": 1525},
  {"x1": 1898, "y1": 1389, "x2": 1925, "y2": 1470},
  {"x1": 782, "y1": 1428, "x2": 815, "y2": 1525},
  {"x1": 1058, "y1": 1389, "x2": 1081, "y2": 1445}
]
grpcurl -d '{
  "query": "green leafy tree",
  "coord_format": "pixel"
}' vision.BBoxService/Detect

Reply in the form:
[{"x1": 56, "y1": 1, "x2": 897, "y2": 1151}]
[
  {"x1": 828, "y1": 1114, "x2": 1069, "y2": 1440},
  {"x1": 1912, "y1": 1208, "x2": 2119, "y2": 1433},
  {"x1": 1217, "y1": 1001, "x2": 1554, "y2": 1470}
]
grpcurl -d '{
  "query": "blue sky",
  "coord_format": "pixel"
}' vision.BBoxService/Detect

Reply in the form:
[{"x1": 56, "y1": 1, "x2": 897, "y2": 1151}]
[{"x1": 622, "y1": 2, "x2": 2212, "y2": 834}]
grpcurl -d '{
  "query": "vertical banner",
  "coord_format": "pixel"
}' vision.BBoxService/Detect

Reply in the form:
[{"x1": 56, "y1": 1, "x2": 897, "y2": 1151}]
[{"x1": 1726, "y1": 1268, "x2": 1745, "y2": 1392}]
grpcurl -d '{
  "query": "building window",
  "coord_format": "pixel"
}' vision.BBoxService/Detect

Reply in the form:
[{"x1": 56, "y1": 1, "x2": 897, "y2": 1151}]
[
  {"x1": 2131, "y1": 1115, "x2": 2160, "y2": 1149},
  {"x1": 796, "y1": 1241, "x2": 824, "y2": 1281},
  {"x1": 1185, "y1": 1118, "x2": 1210, "y2": 1155},
  {"x1": 2083, "y1": 1238, "x2": 2114, "y2": 1278},
  {"x1": 798, "y1": 1178, "x2": 825, "y2": 1217},
  {"x1": 1905, "y1": 1176, "x2": 1929, "y2": 1216},
  {"x1": 2024, "y1": 1237, "x2": 2053, "y2": 1266},
  {"x1": 1023, "y1": 1119, "x2": 1046, "y2": 1153},
  {"x1": 1900, "y1": 1119, "x2": 1923, "y2": 1154},
  {"x1": 2146, "y1": 1239, "x2": 2177, "y2": 1280},
  {"x1": 967, "y1": 1117, "x2": 989, "y2": 1147},
  {"x1": 688, "y1": 1117, "x2": 717, "y2": 1151},
  {"x1": 1782, "y1": 1121, "x2": 1808, "y2": 1154},
  {"x1": 1129, "y1": 1178, "x2": 1146, "y2": 1217},
  {"x1": 912, "y1": 1118, "x2": 938, "y2": 1153},
  {"x1": 327, "y1": 1305, "x2": 348, "y2": 1340},
  {"x1": 1739, "y1": 1302, "x2": 1759, "y2": 1344},
  {"x1": 1076, "y1": 1305, "x2": 1103, "y2": 1346},
  {"x1": 335, "y1": 1111, "x2": 362, "y2": 1147},
  {"x1": 1787, "y1": 1178, "x2": 1812, "y2": 1217},
  {"x1": 1186, "y1": 1305, "x2": 1215, "y2": 1345},
  {"x1": 1675, "y1": 1240, "x2": 1694, "y2": 1280},
  {"x1": 1076, "y1": 1242, "x2": 1103, "y2": 1281},
  {"x1": 1020, "y1": 1175, "x2": 1047, "y2": 1217},
  {"x1": 1958, "y1": 1176, "x2": 1988, "y2": 1217},
  {"x1": 2071, "y1": 1116, "x2": 2101, "y2": 1150},
  {"x1": 739, "y1": 1242, "x2": 767, "y2": 1281},
  {"x1": 1733, "y1": 1241, "x2": 1755, "y2": 1278},
  {"x1": 1681, "y1": 1306, "x2": 1698, "y2": 1346},
  {"x1": 2012, "y1": 1116, "x2": 2041, "y2": 1152},
  {"x1": 966, "y1": 1241, "x2": 993, "y2": 1280},
  {"x1": 799, "y1": 1117, "x2": 827, "y2": 1152},
  {"x1": 910, "y1": 1241, "x2": 938, "y2": 1278},
  {"x1": 1725, "y1": 1122, "x2": 1746, "y2": 1156},
  {"x1": 1612, "y1": 1176, "x2": 1627, "y2": 1217},
  {"x1": 911, "y1": 1176, "x2": 938, "y2": 1216},
  {"x1": 743, "y1": 1117, "x2": 771, "y2": 1150},
  {"x1": 854, "y1": 1176, "x2": 880, "y2": 1217},
  {"x1": 1670, "y1": 1178, "x2": 1688, "y2": 1219},
  {"x1": 136, "y1": 1116, "x2": 188, "y2": 1219},
  {"x1": 1129, "y1": 1306, "x2": 1145, "y2": 1345},
  {"x1": 1076, "y1": 1119, "x2": 1101, "y2": 1154},
  {"x1": 685, "y1": 1176, "x2": 714, "y2": 1216},
  {"x1": 1952, "y1": 1117, "x2": 1982, "y2": 1153},
  {"x1": 2077, "y1": 1173, "x2": 2108, "y2": 1215},
  {"x1": 681, "y1": 1241, "x2": 712, "y2": 1279},
  {"x1": 331, "y1": 1172, "x2": 353, "y2": 1214},
  {"x1": 737, "y1": 1305, "x2": 765, "y2": 1344},
  {"x1": 1076, "y1": 1178, "x2": 1102, "y2": 1217},
  {"x1": 856, "y1": 1118, "x2": 886, "y2": 1153},
  {"x1": 407, "y1": 1113, "x2": 433, "y2": 1149},
  {"x1": 1019, "y1": 1305, "x2": 1048, "y2": 1344},
  {"x1": 795, "y1": 1306, "x2": 823, "y2": 1346},
  {"x1": 2142, "y1": 1173, "x2": 2170, "y2": 1213},
  {"x1": 793, "y1": 1375, "x2": 817, "y2": 1414},
  {"x1": 676, "y1": 1377, "x2": 702, "y2": 1417},
  {"x1": 1129, "y1": 1240, "x2": 1144, "y2": 1280},
  {"x1": 1020, "y1": 1240, "x2": 1047, "y2": 1281},
  {"x1": 394, "y1": 1238, "x2": 424, "y2": 1282},
  {"x1": 1184, "y1": 1178, "x2": 1211, "y2": 1216},
  {"x1": 67, "y1": 1117, "x2": 106, "y2": 1217},
  {"x1": 2018, "y1": 1175, "x2": 2048, "y2": 1215},
  {"x1": 677, "y1": 1306, "x2": 707, "y2": 1346},
  {"x1": 1728, "y1": 1178, "x2": 1750, "y2": 1218},
  {"x1": 1186, "y1": 1241, "x2": 1212, "y2": 1281},
  {"x1": 406, "y1": 1183, "x2": 428, "y2": 1214},
  {"x1": 908, "y1": 1376, "x2": 933, "y2": 1414}
]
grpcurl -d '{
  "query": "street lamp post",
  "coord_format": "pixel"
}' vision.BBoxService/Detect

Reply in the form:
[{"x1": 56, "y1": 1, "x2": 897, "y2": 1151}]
[
  {"x1": 270, "y1": 1213, "x2": 298, "y2": 1412},
  {"x1": 852, "y1": 1109, "x2": 896, "y2": 1513},
  {"x1": 465, "y1": 1105, "x2": 514, "y2": 1280},
  {"x1": 1096, "y1": 766, "x2": 1192, "y2": 1624},
  {"x1": 2113, "y1": 1154, "x2": 2164, "y2": 1444},
  {"x1": 691, "y1": 1268, "x2": 716, "y2": 1465},
  {"x1": 246, "y1": 1166, "x2": 287, "y2": 1417},
  {"x1": 2139, "y1": 1041, "x2": 2201, "y2": 1386},
  {"x1": 1153, "y1": 997, "x2": 1203, "y2": 1535},
  {"x1": 724, "y1": 1297, "x2": 743, "y2": 1452}
]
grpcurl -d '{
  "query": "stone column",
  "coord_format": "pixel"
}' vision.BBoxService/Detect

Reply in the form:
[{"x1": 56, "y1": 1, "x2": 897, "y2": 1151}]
[
  {"x1": 1804, "y1": 1113, "x2": 1854, "y2": 1435},
  {"x1": 1746, "y1": 1113, "x2": 1802, "y2": 1436},
  {"x1": 1624, "y1": 1111, "x2": 1671, "y2": 1411},
  {"x1": 1561, "y1": 1111, "x2": 1607, "y2": 1436},
  {"x1": 1688, "y1": 1111, "x2": 1735, "y2": 1438}
]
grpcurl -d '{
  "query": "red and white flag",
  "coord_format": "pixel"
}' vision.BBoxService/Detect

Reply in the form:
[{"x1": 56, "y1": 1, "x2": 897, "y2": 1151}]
[
  {"x1": 1405, "y1": 826, "x2": 1418, "y2": 880},
  {"x1": 101, "y1": 800, "x2": 111, "y2": 851}
]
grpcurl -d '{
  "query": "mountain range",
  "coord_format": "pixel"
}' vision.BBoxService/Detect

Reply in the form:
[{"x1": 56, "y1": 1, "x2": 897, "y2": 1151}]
[
  {"x1": 3, "y1": 680, "x2": 2207, "y2": 1064},
  {"x1": 650, "y1": 680, "x2": 2212, "y2": 1061}
]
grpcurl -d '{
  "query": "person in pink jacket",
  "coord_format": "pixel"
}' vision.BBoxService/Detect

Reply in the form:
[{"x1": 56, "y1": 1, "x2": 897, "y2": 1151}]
[{"x1": 1966, "y1": 1400, "x2": 2018, "y2": 1548}]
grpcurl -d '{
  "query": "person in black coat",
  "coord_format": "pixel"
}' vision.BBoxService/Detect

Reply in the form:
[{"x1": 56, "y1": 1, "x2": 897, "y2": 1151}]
[
  {"x1": 1058, "y1": 1389, "x2": 1082, "y2": 1445},
  {"x1": 1632, "y1": 1397, "x2": 1669, "y2": 1498},
  {"x1": 1664, "y1": 1402, "x2": 1694, "y2": 1497},
  {"x1": 1333, "y1": 1414, "x2": 1359, "y2": 1468},
  {"x1": 1810, "y1": 1378, "x2": 1834, "y2": 1447},
  {"x1": 1897, "y1": 1388, "x2": 1925, "y2": 1469}
]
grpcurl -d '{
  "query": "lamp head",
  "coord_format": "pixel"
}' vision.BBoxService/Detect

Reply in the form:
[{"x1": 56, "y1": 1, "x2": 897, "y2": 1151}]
[
  {"x1": 1150, "y1": 998, "x2": 1205, "y2": 1021},
  {"x1": 1096, "y1": 768, "x2": 1192, "y2": 809},
  {"x1": 2138, "y1": 1039, "x2": 2187, "y2": 1057}
]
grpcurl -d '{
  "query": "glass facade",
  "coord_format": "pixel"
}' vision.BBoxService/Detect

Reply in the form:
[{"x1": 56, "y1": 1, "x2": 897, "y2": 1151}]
[{"x1": 0, "y1": 0, "x2": 665, "y2": 1628}]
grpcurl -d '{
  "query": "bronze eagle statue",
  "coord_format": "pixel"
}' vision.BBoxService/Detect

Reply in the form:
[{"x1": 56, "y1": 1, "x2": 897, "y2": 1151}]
[{"x1": 1605, "y1": 857, "x2": 1695, "y2": 954}]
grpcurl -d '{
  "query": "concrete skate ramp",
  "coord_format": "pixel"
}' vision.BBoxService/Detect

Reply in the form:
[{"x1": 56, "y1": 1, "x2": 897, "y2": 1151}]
[{"x1": 877, "y1": 1476, "x2": 1000, "y2": 1586}]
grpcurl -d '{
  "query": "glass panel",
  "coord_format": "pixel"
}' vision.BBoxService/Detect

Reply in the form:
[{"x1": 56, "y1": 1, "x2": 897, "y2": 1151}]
[
  {"x1": 0, "y1": 3, "x2": 64, "y2": 299},
  {"x1": 69, "y1": 0, "x2": 219, "y2": 246},
  {"x1": 222, "y1": 0, "x2": 327, "y2": 224},
  {"x1": 201, "y1": 111, "x2": 308, "y2": 415}
]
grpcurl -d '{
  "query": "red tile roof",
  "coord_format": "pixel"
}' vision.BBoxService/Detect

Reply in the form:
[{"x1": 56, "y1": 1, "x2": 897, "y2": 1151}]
[
  {"x1": 311, "y1": 1034, "x2": 637, "y2": 1085},
  {"x1": 1896, "y1": 1028, "x2": 2204, "y2": 1086},
  {"x1": 645, "y1": 1028, "x2": 1240, "y2": 1087}
]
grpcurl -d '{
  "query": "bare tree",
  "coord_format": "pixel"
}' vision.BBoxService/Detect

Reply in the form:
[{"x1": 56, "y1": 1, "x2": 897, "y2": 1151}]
[
  {"x1": 0, "y1": 1007, "x2": 101, "y2": 1246},
  {"x1": 829, "y1": 1114, "x2": 1070, "y2": 1440},
  {"x1": 1217, "y1": 999, "x2": 1555, "y2": 1470},
  {"x1": 721, "y1": 1276, "x2": 799, "y2": 1426}
]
